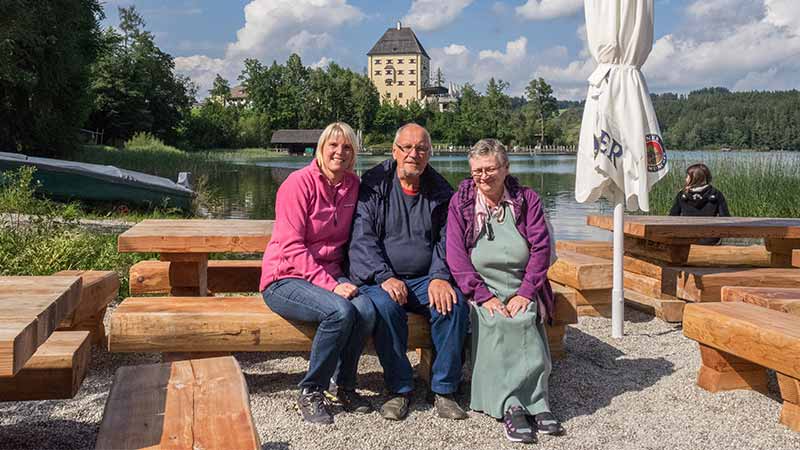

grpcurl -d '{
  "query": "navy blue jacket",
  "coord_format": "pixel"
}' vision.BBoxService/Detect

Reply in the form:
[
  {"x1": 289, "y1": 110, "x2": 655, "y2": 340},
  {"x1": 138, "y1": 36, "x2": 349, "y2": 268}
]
[{"x1": 348, "y1": 159, "x2": 454, "y2": 286}]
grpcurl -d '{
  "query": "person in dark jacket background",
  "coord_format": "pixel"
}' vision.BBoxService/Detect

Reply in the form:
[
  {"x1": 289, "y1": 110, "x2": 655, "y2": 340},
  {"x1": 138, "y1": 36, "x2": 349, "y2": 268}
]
[
  {"x1": 669, "y1": 163, "x2": 730, "y2": 244},
  {"x1": 348, "y1": 123, "x2": 469, "y2": 421}
]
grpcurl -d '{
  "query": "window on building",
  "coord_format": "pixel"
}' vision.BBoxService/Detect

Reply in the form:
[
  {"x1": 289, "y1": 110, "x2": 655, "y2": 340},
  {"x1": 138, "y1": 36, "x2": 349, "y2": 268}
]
[
  {"x1": 386, "y1": 59, "x2": 393, "y2": 64},
  {"x1": 409, "y1": 81, "x2": 416, "y2": 86},
  {"x1": 385, "y1": 79, "x2": 393, "y2": 86},
  {"x1": 409, "y1": 58, "x2": 416, "y2": 63},
  {"x1": 374, "y1": 70, "x2": 381, "y2": 76},
  {"x1": 398, "y1": 92, "x2": 403, "y2": 98},
  {"x1": 385, "y1": 69, "x2": 392, "y2": 75},
  {"x1": 409, "y1": 69, "x2": 416, "y2": 75},
  {"x1": 398, "y1": 70, "x2": 404, "y2": 75},
  {"x1": 374, "y1": 59, "x2": 381, "y2": 64},
  {"x1": 397, "y1": 81, "x2": 404, "y2": 85},
  {"x1": 397, "y1": 58, "x2": 404, "y2": 64}
]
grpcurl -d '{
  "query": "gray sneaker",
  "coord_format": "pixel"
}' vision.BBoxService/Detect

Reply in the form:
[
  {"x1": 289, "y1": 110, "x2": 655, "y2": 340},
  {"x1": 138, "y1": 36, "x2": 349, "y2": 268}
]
[
  {"x1": 434, "y1": 393, "x2": 468, "y2": 420},
  {"x1": 380, "y1": 393, "x2": 411, "y2": 420}
]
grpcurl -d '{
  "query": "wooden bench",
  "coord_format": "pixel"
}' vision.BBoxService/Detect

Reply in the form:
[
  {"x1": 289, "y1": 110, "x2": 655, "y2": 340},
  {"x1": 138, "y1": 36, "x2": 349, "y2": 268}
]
[
  {"x1": 0, "y1": 331, "x2": 90, "y2": 401},
  {"x1": 54, "y1": 270, "x2": 120, "y2": 345},
  {"x1": 683, "y1": 302, "x2": 800, "y2": 431},
  {"x1": 667, "y1": 267, "x2": 800, "y2": 303},
  {"x1": 130, "y1": 260, "x2": 261, "y2": 295},
  {"x1": 548, "y1": 250, "x2": 612, "y2": 317},
  {"x1": 95, "y1": 356, "x2": 260, "y2": 450},
  {"x1": 721, "y1": 286, "x2": 800, "y2": 315}
]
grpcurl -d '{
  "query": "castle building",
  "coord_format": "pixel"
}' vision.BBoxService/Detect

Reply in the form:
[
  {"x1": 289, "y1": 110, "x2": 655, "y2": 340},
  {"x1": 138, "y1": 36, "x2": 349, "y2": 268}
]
[{"x1": 367, "y1": 22, "x2": 430, "y2": 105}]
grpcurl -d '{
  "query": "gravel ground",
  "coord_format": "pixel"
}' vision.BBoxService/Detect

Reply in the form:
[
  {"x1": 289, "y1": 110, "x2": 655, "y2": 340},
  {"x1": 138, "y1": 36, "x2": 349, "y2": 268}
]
[{"x1": 2, "y1": 307, "x2": 799, "y2": 450}]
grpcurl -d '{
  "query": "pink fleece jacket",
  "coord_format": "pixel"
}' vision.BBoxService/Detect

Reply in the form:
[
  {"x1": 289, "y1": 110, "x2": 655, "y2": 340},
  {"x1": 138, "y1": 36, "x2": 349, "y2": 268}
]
[{"x1": 259, "y1": 160, "x2": 359, "y2": 292}]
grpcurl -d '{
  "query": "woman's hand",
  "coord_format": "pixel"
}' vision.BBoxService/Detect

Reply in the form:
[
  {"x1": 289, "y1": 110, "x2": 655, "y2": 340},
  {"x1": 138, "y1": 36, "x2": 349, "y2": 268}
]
[
  {"x1": 333, "y1": 282, "x2": 358, "y2": 299},
  {"x1": 506, "y1": 295, "x2": 531, "y2": 318},
  {"x1": 482, "y1": 297, "x2": 510, "y2": 318}
]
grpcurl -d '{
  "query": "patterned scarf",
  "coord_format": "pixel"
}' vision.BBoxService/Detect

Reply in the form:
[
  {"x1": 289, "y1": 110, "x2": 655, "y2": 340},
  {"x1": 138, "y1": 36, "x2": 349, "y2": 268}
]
[{"x1": 474, "y1": 187, "x2": 515, "y2": 242}]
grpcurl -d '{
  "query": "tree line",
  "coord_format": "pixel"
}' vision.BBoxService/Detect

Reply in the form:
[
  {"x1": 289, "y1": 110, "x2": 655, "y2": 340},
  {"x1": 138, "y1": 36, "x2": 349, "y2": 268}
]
[{"x1": 2, "y1": 2, "x2": 799, "y2": 157}]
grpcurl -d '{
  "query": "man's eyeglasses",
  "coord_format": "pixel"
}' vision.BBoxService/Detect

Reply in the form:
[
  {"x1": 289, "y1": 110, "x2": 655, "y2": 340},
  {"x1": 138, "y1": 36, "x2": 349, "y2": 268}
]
[
  {"x1": 395, "y1": 143, "x2": 430, "y2": 155},
  {"x1": 470, "y1": 166, "x2": 500, "y2": 177}
]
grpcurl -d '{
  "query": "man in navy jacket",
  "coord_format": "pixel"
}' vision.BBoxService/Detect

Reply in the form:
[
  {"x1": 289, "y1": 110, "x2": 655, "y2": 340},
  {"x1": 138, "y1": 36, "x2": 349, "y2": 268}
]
[{"x1": 349, "y1": 123, "x2": 469, "y2": 421}]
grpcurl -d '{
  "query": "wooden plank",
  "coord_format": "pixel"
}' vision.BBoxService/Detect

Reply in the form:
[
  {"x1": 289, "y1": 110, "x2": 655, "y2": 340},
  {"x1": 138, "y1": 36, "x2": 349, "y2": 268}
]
[
  {"x1": 683, "y1": 302, "x2": 800, "y2": 379},
  {"x1": 577, "y1": 304, "x2": 611, "y2": 318},
  {"x1": 624, "y1": 290, "x2": 686, "y2": 323},
  {"x1": 696, "y1": 344, "x2": 768, "y2": 393},
  {"x1": 555, "y1": 240, "x2": 612, "y2": 259},
  {"x1": 0, "y1": 276, "x2": 82, "y2": 377},
  {"x1": 624, "y1": 270, "x2": 677, "y2": 300},
  {"x1": 721, "y1": 287, "x2": 800, "y2": 316},
  {"x1": 550, "y1": 282, "x2": 578, "y2": 326},
  {"x1": 130, "y1": 260, "x2": 261, "y2": 295},
  {"x1": 624, "y1": 237, "x2": 690, "y2": 264},
  {"x1": 109, "y1": 296, "x2": 432, "y2": 353},
  {"x1": 588, "y1": 215, "x2": 800, "y2": 240},
  {"x1": 778, "y1": 373, "x2": 800, "y2": 432},
  {"x1": 54, "y1": 271, "x2": 119, "y2": 326},
  {"x1": 117, "y1": 219, "x2": 273, "y2": 253},
  {"x1": 161, "y1": 253, "x2": 209, "y2": 296},
  {"x1": 95, "y1": 356, "x2": 259, "y2": 450},
  {"x1": 547, "y1": 250, "x2": 612, "y2": 290},
  {"x1": 668, "y1": 267, "x2": 800, "y2": 303},
  {"x1": 546, "y1": 324, "x2": 566, "y2": 360},
  {"x1": 0, "y1": 331, "x2": 90, "y2": 401}
]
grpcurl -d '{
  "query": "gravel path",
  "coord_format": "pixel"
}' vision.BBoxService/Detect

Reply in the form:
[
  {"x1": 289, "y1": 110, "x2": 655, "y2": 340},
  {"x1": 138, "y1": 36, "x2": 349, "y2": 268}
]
[{"x1": 2, "y1": 308, "x2": 799, "y2": 450}]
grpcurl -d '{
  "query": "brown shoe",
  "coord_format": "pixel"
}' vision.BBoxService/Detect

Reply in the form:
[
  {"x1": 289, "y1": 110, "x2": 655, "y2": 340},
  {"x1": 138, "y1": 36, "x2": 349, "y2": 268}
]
[
  {"x1": 380, "y1": 393, "x2": 411, "y2": 420},
  {"x1": 434, "y1": 393, "x2": 468, "y2": 420}
]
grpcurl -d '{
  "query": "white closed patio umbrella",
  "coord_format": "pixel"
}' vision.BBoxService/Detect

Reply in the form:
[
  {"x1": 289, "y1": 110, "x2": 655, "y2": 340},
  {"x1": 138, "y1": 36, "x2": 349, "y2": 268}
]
[{"x1": 575, "y1": 0, "x2": 669, "y2": 338}]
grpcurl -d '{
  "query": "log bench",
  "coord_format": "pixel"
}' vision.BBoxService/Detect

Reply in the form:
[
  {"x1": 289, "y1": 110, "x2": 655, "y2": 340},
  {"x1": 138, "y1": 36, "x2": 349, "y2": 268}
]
[
  {"x1": 683, "y1": 302, "x2": 800, "y2": 431},
  {"x1": 721, "y1": 286, "x2": 800, "y2": 315},
  {"x1": 130, "y1": 260, "x2": 261, "y2": 295},
  {"x1": 667, "y1": 267, "x2": 800, "y2": 303},
  {"x1": 547, "y1": 250, "x2": 612, "y2": 317},
  {"x1": 0, "y1": 331, "x2": 90, "y2": 401},
  {"x1": 95, "y1": 356, "x2": 260, "y2": 450},
  {"x1": 54, "y1": 270, "x2": 120, "y2": 345}
]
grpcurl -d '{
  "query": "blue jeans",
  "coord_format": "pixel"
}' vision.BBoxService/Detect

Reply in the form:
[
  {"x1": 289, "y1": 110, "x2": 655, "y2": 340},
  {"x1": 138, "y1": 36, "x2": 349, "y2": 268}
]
[
  {"x1": 262, "y1": 278, "x2": 376, "y2": 390},
  {"x1": 361, "y1": 275, "x2": 469, "y2": 395}
]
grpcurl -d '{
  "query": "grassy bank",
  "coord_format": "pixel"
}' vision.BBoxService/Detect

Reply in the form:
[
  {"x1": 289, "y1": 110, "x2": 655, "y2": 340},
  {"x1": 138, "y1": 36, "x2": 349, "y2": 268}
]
[
  {"x1": 648, "y1": 152, "x2": 800, "y2": 217},
  {"x1": 0, "y1": 167, "x2": 154, "y2": 295}
]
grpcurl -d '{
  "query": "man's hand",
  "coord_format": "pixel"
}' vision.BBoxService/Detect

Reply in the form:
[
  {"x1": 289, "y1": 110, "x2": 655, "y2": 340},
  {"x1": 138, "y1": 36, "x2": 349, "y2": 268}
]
[
  {"x1": 428, "y1": 279, "x2": 457, "y2": 315},
  {"x1": 482, "y1": 297, "x2": 510, "y2": 318},
  {"x1": 506, "y1": 295, "x2": 531, "y2": 318},
  {"x1": 333, "y1": 283, "x2": 358, "y2": 299},
  {"x1": 381, "y1": 277, "x2": 408, "y2": 304}
]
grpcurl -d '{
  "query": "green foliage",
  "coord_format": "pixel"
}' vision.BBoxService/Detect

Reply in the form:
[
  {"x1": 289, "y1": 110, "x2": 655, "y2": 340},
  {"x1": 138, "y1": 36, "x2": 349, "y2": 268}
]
[
  {"x1": 0, "y1": 0, "x2": 104, "y2": 155},
  {"x1": 125, "y1": 132, "x2": 183, "y2": 153},
  {"x1": 87, "y1": 6, "x2": 195, "y2": 145},
  {"x1": 0, "y1": 167, "x2": 151, "y2": 295}
]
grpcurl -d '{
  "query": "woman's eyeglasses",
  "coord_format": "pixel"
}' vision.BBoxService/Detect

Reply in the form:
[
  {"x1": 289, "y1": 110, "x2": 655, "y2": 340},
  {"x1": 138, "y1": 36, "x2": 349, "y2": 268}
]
[{"x1": 470, "y1": 166, "x2": 500, "y2": 177}]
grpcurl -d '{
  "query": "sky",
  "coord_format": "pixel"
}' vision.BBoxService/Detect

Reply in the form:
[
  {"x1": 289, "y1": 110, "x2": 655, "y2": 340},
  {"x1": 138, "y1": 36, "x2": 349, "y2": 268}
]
[{"x1": 100, "y1": 0, "x2": 800, "y2": 100}]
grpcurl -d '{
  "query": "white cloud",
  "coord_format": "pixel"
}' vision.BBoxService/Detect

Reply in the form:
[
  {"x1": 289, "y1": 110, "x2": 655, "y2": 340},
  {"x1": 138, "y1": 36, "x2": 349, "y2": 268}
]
[
  {"x1": 516, "y1": 0, "x2": 583, "y2": 21},
  {"x1": 478, "y1": 37, "x2": 527, "y2": 64},
  {"x1": 402, "y1": 0, "x2": 473, "y2": 31},
  {"x1": 311, "y1": 57, "x2": 333, "y2": 69},
  {"x1": 491, "y1": 2, "x2": 510, "y2": 15},
  {"x1": 174, "y1": 0, "x2": 364, "y2": 97},
  {"x1": 443, "y1": 44, "x2": 469, "y2": 56},
  {"x1": 764, "y1": 0, "x2": 800, "y2": 34}
]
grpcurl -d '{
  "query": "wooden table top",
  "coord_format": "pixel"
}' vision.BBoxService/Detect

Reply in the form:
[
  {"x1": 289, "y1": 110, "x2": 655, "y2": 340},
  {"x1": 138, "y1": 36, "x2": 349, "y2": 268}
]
[
  {"x1": 0, "y1": 276, "x2": 82, "y2": 377},
  {"x1": 587, "y1": 216, "x2": 800, "y2": 240},
  {"x1": 117, "y1": 219, "x2": 274, "y2": 253}
]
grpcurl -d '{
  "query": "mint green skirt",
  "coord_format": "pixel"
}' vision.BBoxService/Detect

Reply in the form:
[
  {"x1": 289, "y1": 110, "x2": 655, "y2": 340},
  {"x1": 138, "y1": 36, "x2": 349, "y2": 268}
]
[{"x1": 469, "y1": 302, "x2": 552, "y2": 418}]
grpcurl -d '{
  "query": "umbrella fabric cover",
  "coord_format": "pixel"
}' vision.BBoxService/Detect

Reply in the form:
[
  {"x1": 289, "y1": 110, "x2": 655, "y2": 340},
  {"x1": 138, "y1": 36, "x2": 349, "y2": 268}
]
[{"x1": 575, "y1": 0, "x2": 668, "y2": 212}]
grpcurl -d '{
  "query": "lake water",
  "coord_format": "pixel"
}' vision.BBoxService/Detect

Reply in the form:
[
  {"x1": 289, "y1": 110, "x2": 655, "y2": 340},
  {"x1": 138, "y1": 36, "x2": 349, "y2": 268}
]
[{"x1": 204, "y1": 151, "x2": 794, "y2": 242}]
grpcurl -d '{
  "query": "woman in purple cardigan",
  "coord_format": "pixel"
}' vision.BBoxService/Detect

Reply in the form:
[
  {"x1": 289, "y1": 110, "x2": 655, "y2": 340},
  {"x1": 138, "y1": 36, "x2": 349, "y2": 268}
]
[{"x1": 446, "y1": 139, "x2": 562, "y2": 444}]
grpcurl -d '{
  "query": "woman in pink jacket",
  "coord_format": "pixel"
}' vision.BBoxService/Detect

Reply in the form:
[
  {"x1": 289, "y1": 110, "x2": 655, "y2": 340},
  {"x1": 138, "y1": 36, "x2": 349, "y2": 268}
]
[{"x1": 260, "y1": 122, "x2": 376, "y2": 424}]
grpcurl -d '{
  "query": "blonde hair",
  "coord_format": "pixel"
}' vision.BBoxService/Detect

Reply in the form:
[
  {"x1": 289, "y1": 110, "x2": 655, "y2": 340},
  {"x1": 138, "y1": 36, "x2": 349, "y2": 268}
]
[{"x1": 315, "y1": 122, "x2": 359, "y2": 172}]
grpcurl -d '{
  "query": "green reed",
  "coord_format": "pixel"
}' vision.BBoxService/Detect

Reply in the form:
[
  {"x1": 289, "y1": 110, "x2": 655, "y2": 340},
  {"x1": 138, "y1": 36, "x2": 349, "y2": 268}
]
[{"x1": 648, "y1": 152, "x2": 800, "y2": 217}]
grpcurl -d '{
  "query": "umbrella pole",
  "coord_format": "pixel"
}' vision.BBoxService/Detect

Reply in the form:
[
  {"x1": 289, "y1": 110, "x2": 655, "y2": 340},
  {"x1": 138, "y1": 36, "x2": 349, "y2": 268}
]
[{"x1": 612, "y1": 202, "x2": 625, "y2": 338}]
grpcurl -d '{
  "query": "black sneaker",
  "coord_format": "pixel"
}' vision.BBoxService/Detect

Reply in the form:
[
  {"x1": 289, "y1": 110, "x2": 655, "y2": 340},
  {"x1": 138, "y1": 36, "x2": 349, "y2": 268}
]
[
  {"x1": 503, "y1": 406, "x2": 537, "y2": 443},
  {"x1": 533, "y1": 411, "x2": 565, "y2": 435},
  {"x1": 297, "y1": 387, "x2": 333, "y2": 424},
  {"x1": 338, "y1": 388, "x2": 373, "y2": 414}
]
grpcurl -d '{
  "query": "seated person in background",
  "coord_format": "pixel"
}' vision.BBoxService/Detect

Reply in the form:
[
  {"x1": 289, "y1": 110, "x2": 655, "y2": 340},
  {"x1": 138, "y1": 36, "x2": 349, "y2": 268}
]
[
  {"x1": 260, "y1": 122, "x2": 376, "y2": 425},
  {"x1": 348, "y1": 123, "x2": 470, "y2": 421},
  {"x1": 446, "y1": 139, "x2": 564, "y2": 444},
  {"x1": 669, "y1": 163, "x2": 730, "y2": 245}
]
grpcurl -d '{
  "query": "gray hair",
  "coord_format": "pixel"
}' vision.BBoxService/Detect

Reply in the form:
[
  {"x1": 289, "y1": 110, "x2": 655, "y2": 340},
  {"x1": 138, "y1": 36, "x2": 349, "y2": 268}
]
[
  {"x1": 393, "y1": 123, "x2": 432, "y2": 147},
  {"x1": 468, "y1": 138, "x2": 509, "y2": 167}
]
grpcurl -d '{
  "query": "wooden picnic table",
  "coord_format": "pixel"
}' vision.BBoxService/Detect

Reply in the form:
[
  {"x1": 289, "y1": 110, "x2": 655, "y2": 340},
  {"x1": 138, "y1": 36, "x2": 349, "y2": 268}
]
[
  {"x1": 117, "y1": 219, "x2": 274, "y2": 296},
  {"x1": 0, "y1": 276, "x2": 82, "y2": 377},
  {"x1": 587, "y1": 215, "x2": 800, "y2": 266}
]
